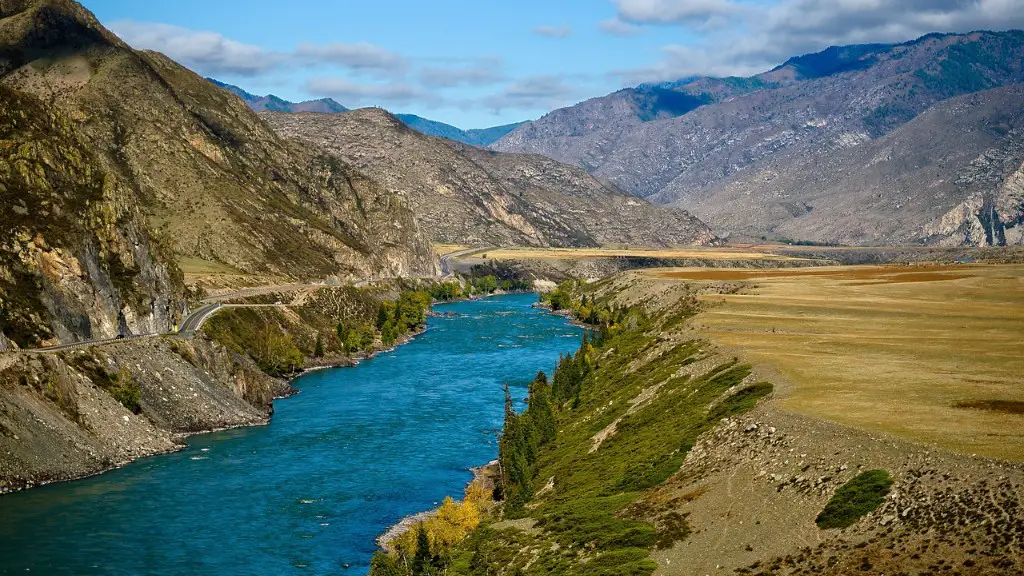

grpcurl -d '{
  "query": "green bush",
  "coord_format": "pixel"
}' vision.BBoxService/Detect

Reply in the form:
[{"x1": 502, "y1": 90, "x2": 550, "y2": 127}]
[
  {"x1": 816, "y1": 469, "x2": 893, "y2": 529},
  {"x1": 112, "y1": 367, "x2": 141, "y2": 414}
]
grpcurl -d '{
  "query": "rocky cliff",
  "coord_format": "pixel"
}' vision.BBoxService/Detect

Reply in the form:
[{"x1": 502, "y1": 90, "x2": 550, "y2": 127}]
[
  {"x1": 0, "y1": 0, "x2": 437, "y2": 284},
  {"x1": 495, "y1": 31, "x2": 1024, "y2": 246},
  {"x1": 0, "y1": 84, "x2": 183, "y2": 348},
  {"x1": 0, "y1": 0, "x2": 438, "y2": 349},
  {"x1": 262, "y1": 108, "x2": 717, "y2": 248}
]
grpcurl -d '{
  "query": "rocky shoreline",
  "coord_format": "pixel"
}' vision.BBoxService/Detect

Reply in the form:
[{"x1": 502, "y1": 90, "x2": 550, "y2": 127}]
[
  {"x1": 0, "y1": 322, "x2": 432, "y2": 496},
  {"x1": 376, "y1": 459, "x2": 500, "y2": 551}
]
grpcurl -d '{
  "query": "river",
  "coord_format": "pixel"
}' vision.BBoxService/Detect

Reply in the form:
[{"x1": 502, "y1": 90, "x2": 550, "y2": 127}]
[{"x1": 0, "y1": 293, "x2": 581, "y2": 575}]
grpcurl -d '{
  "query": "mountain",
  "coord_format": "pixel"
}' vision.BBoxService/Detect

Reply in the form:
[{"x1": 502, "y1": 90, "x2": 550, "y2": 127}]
[
  {"x1": 209, "y1": 80, "x2": 525, "y2": 146},
  {"x1": 394, "y1": 114, "x2": 526, "y2": 147},
  {"x1": 0, "y1": 0, "x2": 436, "y2": 346},
  {"x1": 207, "y1": 78, "x2": 349, "y2": 113},
  {"x1": 261, "y1": 108, "x2": 718, "y2": 248},
  {"x1": 495, "y1": 31, "x2": 1024, "y2": 246}
]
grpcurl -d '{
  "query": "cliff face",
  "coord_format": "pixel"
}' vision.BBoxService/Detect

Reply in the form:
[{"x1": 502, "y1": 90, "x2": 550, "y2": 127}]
[
  {"x1": 0, "y1": 0, "x2": 438, "y2": 349},
  {"x1": 0, "y1": 0, "x2": 437, "y2": 285},
  {"x1": 0, "y1": 86, "x2": 183, "y2": 348},
  {"x1": 262, "y1": 109, "x2": 717, "y2": 248}
]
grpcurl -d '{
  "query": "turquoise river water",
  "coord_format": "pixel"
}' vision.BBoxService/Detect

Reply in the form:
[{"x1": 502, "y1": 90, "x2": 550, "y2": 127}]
[{"x1": 0, "y1": 293, "x2": 581, "y2": 575}]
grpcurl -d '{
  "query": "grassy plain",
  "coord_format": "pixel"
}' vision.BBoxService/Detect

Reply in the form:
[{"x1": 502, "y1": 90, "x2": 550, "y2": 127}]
[
  {"x1": 653, "y1": 264, "x2": 1024, "y2": 460},
  {"x1": 479, "y1": 246, "x2": 816, "y2": 262},
  {"x1": 432, "y1": 243, "x2": 472, "y2": 256}
]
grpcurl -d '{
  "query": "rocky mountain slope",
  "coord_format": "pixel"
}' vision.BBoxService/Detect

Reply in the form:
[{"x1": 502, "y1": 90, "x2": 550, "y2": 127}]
[
  {"x1": 210, "y1": 80, "x2": 526, "y2": 146},
  {"x1": 495, "y1": 31, "x2": 1024, "y2": 246},
  {"x1": 0, "y1": 0, "x2": 437, "y2": 346},
  {"x1": 262, "y1": 108, "x2": 717, "y2": 247}
]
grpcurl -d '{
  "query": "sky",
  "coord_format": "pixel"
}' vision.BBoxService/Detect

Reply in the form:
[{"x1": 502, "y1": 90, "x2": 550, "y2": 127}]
[{"x1": 82, "y1": 0, "x2": 1024, "y2": 129}]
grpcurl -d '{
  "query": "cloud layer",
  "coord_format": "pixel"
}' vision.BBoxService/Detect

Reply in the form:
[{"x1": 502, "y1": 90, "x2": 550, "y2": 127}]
[
  {"x1": 610, "y1": 0, "x2": 1024, "y2": 82},
  {"x1": 111, "y1": 1, "x2": 1024, "y2": 122}
]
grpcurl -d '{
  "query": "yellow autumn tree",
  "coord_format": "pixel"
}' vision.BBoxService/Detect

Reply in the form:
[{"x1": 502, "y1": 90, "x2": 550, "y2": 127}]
[
  {"x1": 464, "y1": 479, "x2": 491, "y2": 510},
  {"x1": 423, "y1": 496, "x2": 480, "y2": 553},
  {"x1": 389, "y1": 496, "x2": 482, "y2": 565}
]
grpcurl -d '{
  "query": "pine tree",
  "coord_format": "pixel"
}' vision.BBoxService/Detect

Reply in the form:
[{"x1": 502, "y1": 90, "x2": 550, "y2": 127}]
[
  {"x1": 411, "y1": 526, "x2": 432, "y2": 575},
  {"x1": 314, "y1": 333, "x2": 324, "y2": 358}
]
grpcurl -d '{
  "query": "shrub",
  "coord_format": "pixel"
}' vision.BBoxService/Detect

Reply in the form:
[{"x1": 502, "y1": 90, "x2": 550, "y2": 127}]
[
  {"x1": 816, "y1": 469, "x2": 893, "y2": 529},
  {"x1": 112, "y1": 366, "x2": 141, "y2": 414}
]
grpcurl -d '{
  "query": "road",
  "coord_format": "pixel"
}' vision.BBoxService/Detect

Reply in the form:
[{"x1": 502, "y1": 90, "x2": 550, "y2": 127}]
[
  {"x1": 19, "y1": 250, "x2": 490, "y2": 354},
  {"x1": 440, "y1": 247, "x2": 492, "y2": 276}
]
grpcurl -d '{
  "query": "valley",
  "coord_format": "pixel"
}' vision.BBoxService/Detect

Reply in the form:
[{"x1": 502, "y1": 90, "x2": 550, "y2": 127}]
[{"x1": 0, "y1": 1, "x2": 1022, "y2": 575}]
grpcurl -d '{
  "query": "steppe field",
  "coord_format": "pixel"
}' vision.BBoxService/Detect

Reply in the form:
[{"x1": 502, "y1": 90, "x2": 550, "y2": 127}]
[
  {"x1": 479, "y1": 246, "x2": 816, "y2": 262},
  {"x1": 653, "y1": 264, "x2": 1024, "y2": 460}
]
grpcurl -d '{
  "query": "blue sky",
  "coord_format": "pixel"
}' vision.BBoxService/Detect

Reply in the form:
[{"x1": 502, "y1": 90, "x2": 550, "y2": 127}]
[{"x1": 82, "y1": 0, "x2": 1024, "y2": 129}]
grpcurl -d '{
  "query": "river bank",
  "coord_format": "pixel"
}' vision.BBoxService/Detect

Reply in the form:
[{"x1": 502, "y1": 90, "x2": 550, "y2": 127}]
[
  {"x1": 0, "y1": 308, "x2": 432, "y2": 496},
  {"x1": 0, "y1": 293, "x2": 583, "y2": 575}
]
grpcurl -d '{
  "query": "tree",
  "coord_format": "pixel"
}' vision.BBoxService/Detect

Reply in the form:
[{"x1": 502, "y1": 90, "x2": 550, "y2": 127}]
[
  {"x1": 411, "y1": 526, "x2": 432, "y2": 575},
  {"x1": 314, "y1": 333, "x2": 324, "y2": 358}
]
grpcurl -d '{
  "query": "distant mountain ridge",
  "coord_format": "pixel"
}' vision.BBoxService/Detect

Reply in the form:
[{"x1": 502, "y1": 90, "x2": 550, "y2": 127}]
[
  {"x1": 207, "y1": 78, "x2": 349, "y2": 113},
  {"x1": 494, "y1": 30, "x2": 1024, "y2": 246},
  {"x1": 209, "y1": 80, "x2": 525, "y2": 146}
]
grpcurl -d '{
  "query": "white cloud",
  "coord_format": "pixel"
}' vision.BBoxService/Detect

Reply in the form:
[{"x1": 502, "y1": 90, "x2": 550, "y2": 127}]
[
  {"x1": 420, "y1": 57, "x2": 506, "y2": 87},
  {"x1": 304, "y1": 77, "x2": 438, "y2": 107},
  {"x1": 599, "y1": 18, "x2": 644, "y2": 36},
  {"x1": 294, "y1": 42, "x2": 408, "y2": 75},
  {"x1": 112, "y1": 21, "x2": 408, "y2": 78},
  {"x1": 482, "y1": 75, "x2": 582, "y2": 111},
  {"x1": 532, "y1": 25, "x2": 573, "y2": 38},
  {"x1": 111, "y1": 21, "x2": 278, "y2": 77},
  {"x1": 613, "y1": 0, "x2": 744, "y2": 26}
]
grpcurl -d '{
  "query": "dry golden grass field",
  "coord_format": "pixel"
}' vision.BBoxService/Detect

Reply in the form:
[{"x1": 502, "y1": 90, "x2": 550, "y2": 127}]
[
  {"x1": 653, "y1": 264, "x2": 1024, "y2": 460},
  {"x1": 433, "y1": 243, "x2": 472, "y2": 256},
  {"x1": 479, "y1": 246, "x2": 816, "y2": 262}
]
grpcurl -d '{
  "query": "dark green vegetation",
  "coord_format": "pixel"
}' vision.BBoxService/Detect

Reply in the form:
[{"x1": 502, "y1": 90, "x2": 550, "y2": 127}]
[
  {"x1": 815, "y1": 470, "x2": 894, "y2": 529},
  {"x1": 371, "y1": 285, "x2": 775, "y2": 575},
  {"x1": 204, "y1": 308, "x2": 305, "y2": 377},
  {"x1": 204, "y1": 287, "x2": 431, "y2": 376},
  {"x1": 427, "y1": 265, "x2": 532, "y2": 302},
  {"x1": 371, "y1": 291, "x2": 431, "y2": 347},
  {"x1": 954, "y1": 399, "x2": 1024, "y2": 415}
]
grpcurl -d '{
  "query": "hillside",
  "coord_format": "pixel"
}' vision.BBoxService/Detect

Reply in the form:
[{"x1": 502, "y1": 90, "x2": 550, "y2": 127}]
[
  {"x1": 0, "y1": 0, "x2": 437, "y2": 346},
  {"x1": 495, "y1": 31, "x2": 1024, "y2": 246},
  {"x1": 261, "y1": 108, "x2": 718, "y2": 248},
  {"x1": 370, "y1": 268, "x2": 1024, "y2": 575}
]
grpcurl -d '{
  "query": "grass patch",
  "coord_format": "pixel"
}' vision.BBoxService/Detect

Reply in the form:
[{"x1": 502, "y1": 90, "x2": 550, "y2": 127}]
[
  {"x1": 816, "y1": 470, "x2": 893, "y2": 529},
  {"x1": 954, "y1": 399, "x2": 1024, "y2": 415}
]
